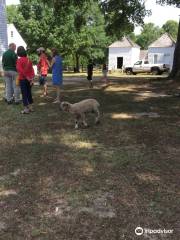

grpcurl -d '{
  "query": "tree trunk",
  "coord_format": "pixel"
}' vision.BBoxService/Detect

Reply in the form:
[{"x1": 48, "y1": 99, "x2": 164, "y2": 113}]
[{"x1": 170, "y1": 18, "x2": 180, "y2": 79}]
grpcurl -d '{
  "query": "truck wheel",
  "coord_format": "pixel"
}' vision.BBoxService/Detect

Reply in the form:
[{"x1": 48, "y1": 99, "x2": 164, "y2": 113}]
[
  {"x1": 125, "y1": 68, "x2": 133, "y2": 75},
  {"x1": 151, "y1": 67, "x2": 160, "y2": 75}
]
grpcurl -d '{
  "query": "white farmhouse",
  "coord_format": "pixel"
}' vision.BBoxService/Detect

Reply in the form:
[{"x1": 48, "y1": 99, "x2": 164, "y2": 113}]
[
  {"x1": 7, "y1": 23, "x2": 27, "y2": 49},
  {"x1": 108, "y1": 37, "x2": 140, "y2": 70},
  {"x1": 0, "y1": 0, "x2": 27, "y2": 74},
  {"x1": 148, "y1": 33, "x2": 176, "y2": 70},
  {"x1": 0, "y1": 0, "x2": 8, "y2": 74}
]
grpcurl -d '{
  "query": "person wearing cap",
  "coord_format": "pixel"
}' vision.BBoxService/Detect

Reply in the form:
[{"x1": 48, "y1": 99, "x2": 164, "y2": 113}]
[{"x1": 37, "y1": 47, "x2": 50, "y2": 96}]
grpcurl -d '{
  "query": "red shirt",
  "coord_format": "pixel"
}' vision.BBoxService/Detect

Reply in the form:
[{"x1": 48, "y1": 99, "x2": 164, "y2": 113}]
[
  {"x1": 37, "y1": 53, "x2": 49, "y2": 75},
  {"x1": 16, "y1": 57, "x2": 35, "y2": 81}
]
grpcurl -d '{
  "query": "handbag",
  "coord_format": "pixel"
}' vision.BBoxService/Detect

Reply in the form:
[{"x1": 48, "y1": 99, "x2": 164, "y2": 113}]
[{"x1": 15, "y1": 75, "x2": 20, "y2": 86}]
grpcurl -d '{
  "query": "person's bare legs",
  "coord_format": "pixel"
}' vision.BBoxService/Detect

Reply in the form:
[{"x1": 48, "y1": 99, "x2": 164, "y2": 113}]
[
  {"x1": 43, "y1": 83, "x2": 48, "y2": 96},
  {"x1": 53, "y1": 85, "x2": 61, "y2": 103},
  {"x1": 89, "y1": 80, "x2": 93, "y2": 88}
]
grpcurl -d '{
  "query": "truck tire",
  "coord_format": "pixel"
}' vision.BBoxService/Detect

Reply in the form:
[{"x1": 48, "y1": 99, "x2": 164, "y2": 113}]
[
  {"x1": 151, "y1": 67, "x2": 160, "y2": 75},
  {"x1": 125, "y1": 68, "x2": 133, "y2": 75}
]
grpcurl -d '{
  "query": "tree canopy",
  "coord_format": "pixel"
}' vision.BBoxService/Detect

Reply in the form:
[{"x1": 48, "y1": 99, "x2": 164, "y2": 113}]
[
  {"x1": 135, "y1": 20, "x2": 178, "y2": 49},
  {"x1": 156, "y1": 0, "x2": 180, "y2": 7},
  {"x1": 7, "y1": 0, "x2": 109, "y2": 70},
  {"x1": 7, "y1": 0, "x2": 152, "y2": 70},
  {"x1": 101, "y1": 0, "x2": 150, "y2": 38},
  {"x1": 136, "y1": 23, "x2": 163, "y2": 49},
  {"x1": 162, "y1": 20, "x2": 178, "y2": 40}
]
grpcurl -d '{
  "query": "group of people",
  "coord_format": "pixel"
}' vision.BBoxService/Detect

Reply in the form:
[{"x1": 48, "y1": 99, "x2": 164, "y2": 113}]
[
  {"x1": 2, "y1": 43, "x2": 63, "y2": 114},
  {"x1": 37, "y1": 47, "x2": 63, "y2": 101},
  {"x1": 2, "y1": 43, "x2": 109, "y2": 114}
]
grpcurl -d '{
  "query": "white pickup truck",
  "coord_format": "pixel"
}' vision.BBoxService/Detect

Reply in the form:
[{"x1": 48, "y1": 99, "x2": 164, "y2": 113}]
[{"x1": 124, "y1": 60, "x2": 170, "y2": 75}]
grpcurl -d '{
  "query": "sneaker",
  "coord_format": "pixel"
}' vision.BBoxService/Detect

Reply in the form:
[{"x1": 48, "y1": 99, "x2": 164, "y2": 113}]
[{"x1": 21, "y1": 109, "x2": 30, "y2": 114}]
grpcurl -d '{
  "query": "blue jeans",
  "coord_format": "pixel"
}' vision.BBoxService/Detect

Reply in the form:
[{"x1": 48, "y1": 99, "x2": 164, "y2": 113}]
[
  {"x1": 20, "y1": 79, "x2": 33, "y2": 106},
  {"x1": 4, "y1": 70, "x2": 21, "y2": 102}
]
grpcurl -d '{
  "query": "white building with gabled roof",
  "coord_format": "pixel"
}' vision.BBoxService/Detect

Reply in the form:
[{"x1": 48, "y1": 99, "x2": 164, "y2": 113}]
[
  {"x1": 7, "y1": 23, "x2": 27, "y2": 49},
  {"x1": 148, "y1": 33, "x2": 176, "y2": 70},
  {"x1": 108, "y1": 36, "x2": 140, "y2": 70}
]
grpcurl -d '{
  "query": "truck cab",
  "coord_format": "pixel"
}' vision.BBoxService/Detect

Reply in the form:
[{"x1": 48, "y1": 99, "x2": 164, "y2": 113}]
[
  {"x1": 133, "y1": 60, "x2": 150, "y2": 73},
  {"x1": 124, "y1": 60, "x2": 170, "y2": 75}
]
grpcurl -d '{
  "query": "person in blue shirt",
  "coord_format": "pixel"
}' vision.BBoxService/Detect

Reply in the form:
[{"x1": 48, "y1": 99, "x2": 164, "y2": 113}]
[{"x1": 51, "y1": 48, "x2": 63, "y2": 103}]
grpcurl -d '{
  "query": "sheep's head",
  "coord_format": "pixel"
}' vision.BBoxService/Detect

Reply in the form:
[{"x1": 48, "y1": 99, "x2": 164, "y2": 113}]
[{"x1": 60, "y1": 102, "x2": 71, "y2": 112}]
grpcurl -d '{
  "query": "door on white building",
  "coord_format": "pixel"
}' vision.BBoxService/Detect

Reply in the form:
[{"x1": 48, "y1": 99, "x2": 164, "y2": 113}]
[
  {"x1": 154, "y1": 54, "x2": 158, "y2": 64},
  {"x1": 117, "y1": 57, "x2": 123, "y2": 69}
]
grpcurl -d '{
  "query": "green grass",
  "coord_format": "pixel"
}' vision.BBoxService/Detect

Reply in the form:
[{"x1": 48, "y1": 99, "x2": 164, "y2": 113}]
[{"x1": 0, "y1": 76, "x2": 179, "y2": 240}]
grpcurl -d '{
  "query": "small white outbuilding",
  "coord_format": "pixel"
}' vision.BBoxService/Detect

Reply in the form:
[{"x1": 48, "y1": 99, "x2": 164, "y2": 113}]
[
  {"x1": 148, "y1": 33, "x2": 176, "y2": 70},
  {"x1": 7, "y1": 23, "x2": 27, "y2": 50},
  {"x1": 108, "y1": 36, "x2": 140, "y2": 70}
]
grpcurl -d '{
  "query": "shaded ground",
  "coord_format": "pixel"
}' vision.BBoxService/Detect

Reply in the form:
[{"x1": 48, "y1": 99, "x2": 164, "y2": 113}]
[{"x1": 0, "y1": 76, "x2": 179, "y2": 240}]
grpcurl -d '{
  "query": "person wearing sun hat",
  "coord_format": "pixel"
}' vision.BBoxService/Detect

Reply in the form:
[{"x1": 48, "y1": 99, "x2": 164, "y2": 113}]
[{"x1": 37, "y1": 47, "x2": 50, "y2": 96}]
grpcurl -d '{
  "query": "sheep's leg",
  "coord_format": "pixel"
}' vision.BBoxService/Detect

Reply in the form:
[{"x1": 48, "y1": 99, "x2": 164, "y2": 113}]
[
  {"x1": 75, "y1": 114, "x2": 81, "y2": 129},
  {"x1": 82, "y1": 113, "x2": 88, "y2": 127},
  {"x1": 95, "y1": 108, "x2": 100, "y2": 124},
  {"x1": 75, "y1": 120, "x2": 79, "y2": 129}
]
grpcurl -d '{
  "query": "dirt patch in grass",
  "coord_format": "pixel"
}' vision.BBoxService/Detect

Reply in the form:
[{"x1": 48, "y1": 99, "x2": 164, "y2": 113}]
[{"x1": 0, "y1": 77, "x2": 179, "y2": 239}]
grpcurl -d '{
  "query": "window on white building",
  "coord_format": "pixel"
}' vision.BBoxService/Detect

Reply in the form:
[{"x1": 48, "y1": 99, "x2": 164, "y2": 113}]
[{"x1": 11, "y1": 31, "x2": 13, "y2": 37}]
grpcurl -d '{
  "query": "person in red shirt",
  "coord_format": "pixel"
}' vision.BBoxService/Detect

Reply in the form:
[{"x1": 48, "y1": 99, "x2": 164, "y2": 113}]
[
  {"x1": 37, "y1": 47, "x2": 50, "y2": 96},
  {"x1": 16, "y1": 46, "x2": 35, "y2": 114}
]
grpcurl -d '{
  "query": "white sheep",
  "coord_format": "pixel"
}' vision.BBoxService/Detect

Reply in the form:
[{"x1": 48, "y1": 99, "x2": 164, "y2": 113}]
[{"x1": 60, "y1": 99, "x2": 100, "y2": 129}]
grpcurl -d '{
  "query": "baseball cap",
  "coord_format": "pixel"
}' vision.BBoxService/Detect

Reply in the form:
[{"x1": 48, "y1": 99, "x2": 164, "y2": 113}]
[{"x1": 37, "y1": 47, "x2": 45, "y2": 52}]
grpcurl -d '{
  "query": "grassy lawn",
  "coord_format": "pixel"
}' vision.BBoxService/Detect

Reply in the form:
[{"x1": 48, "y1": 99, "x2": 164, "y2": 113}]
[
  {"x1": 63, "y1": 70, "x2": 169, "y2": 78},
  {"x1": 0, "y1": 75, "x2": 179, "y2": 240}
]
